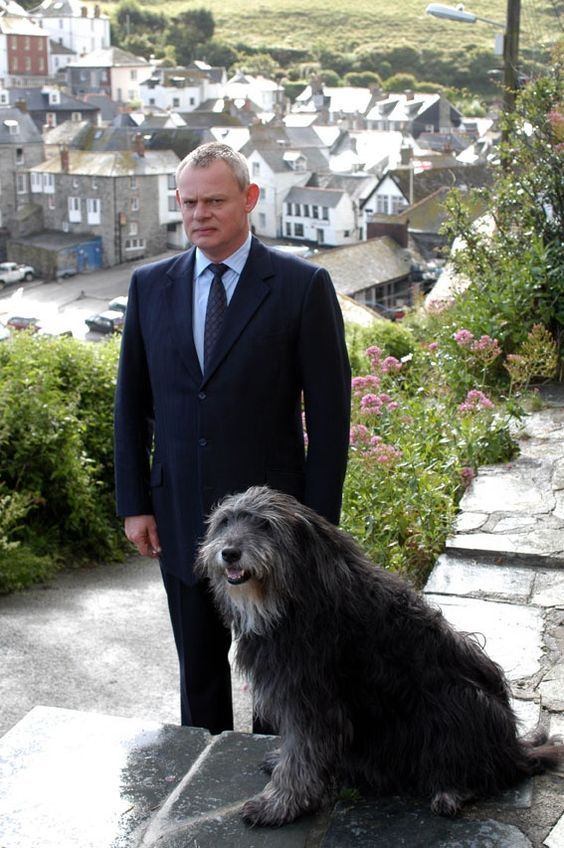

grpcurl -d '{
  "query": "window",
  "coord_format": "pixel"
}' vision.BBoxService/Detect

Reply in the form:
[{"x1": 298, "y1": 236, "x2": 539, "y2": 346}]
[
  {"x1": 31, "y1": 172, "x2": 43, "y2": 193},
  {"x1": 391, "y1": 197, "x2": 406, "y2": 214},
  {"x1": 294, "y1": 203, "x2": 301, "y2": 216},
  {"x1": 285, "y1": 223, "x2": 292, "y2": 237},
  {"x1": 252, "y1": 162, "x2": 260, "y2": 177},
  {"x1": 16, "y1": 148, "x2": 24, "y2": 165},
  {"x1": 130, "y1": 196, "x2": 139, "y2": 212},
  {"x1": 24, "y1": 36, "x2": 30, "y2": 51},
  {"x1": 312, "y1": 205, "x2": 319, "y2": 219},
  {"x1": 72, "y1": 177, "x2": 79, "y2": 189},
  {"x1": 167, "y1": 174, "x2": 176, "y2": 190},
  {"x1": 376, "y1": 195, "x2": 389, "y2": 215},
  {"x1": 294, "y1": 223, "x2": 304, "y2": 237},
  {"x1": 286, "y1": 202, "x2": 292, "y2": 216},
  {"x1": 168, "y1": 195, "x2": 177, "y2": 212},
  {"x1": 43, "y1": 173, "x2": 55, "y2": 193},
  {"x1": 303, "y1": 204, "x2": 309, "y2": 217},
  {"x1": 92, "y1": 177, "x2": 98, "y2": 189},
  {"x1": 48, "y1": 195, "x2": 55, "y2": 210},
  {"x1": 130, "y1": 69, "x2": 137, "y2": 81},
  {"x1": 16, "y1": 174, "x2": 27, "y2": 194},
  {"x1": 258, "y1": 212, "x2": 266, "y2": 228},
  {"x1": 129, "y1": 221, "x2": 138, "y2": 236},
  {"x1": 130, "y1": 176, "x2": 137, "y2": 190},
  {"x1": 68, "y1": 196, "x2": 81, "y2": 222},
  {"x1": 125, "y1": 237, "x2": 145, "y2": 251},
  {"x1": 260, "y1": 187, "x2": 266, "y2": 200},
  {"x1": 172, "y1": 97, "x2": 180, "y2": 108},
  {"x1": 87, "y1": 197, "x2": 100, "y2": 224},
  {"x1": 25, "y1": 57, "x2": 32, "y2": 72},
  {"x1": 71, "y1": 112, "x2": 82, "y2": 122},
  {"x1": 322, "y1": 206, "x2": 329, "y2": 220},
  {"x1": 46, "y1": 112, "x2": 56, "y2": 127}
]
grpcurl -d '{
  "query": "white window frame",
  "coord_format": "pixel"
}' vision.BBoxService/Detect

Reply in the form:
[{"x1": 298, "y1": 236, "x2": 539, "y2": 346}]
[
  {"x1": 68, "y1": 196, "x2": 81, "y2": 222},
  {"x1": 43, "y1": 173, "x2": 55, "y2": 193},
  {"x1": 87, "y1": 197, "x2": 100, "y2": 225},
  {"x1": 31, "y1": 172, "x2": 43, "y2": 193}
]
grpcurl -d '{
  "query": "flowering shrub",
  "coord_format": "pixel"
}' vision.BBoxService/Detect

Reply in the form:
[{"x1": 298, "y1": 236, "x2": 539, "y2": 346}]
[{"x1": 341, "y1": 333, "x2": 518, "y2": 587}]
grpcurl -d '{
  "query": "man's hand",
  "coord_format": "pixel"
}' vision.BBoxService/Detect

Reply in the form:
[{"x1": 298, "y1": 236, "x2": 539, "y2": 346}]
[{"x1": 124, "y1": 515, "x2": 161, "y2": 558}]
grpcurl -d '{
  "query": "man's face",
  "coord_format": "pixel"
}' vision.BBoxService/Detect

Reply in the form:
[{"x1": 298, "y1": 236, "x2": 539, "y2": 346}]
[{"x1": 176, "y1": 159, "x2": 259, "y2": 261}]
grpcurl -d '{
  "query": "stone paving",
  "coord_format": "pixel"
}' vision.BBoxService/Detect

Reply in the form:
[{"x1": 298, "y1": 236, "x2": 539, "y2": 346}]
[{"x1": 0, "y1": 388, "x2": 563, "y2": 847}]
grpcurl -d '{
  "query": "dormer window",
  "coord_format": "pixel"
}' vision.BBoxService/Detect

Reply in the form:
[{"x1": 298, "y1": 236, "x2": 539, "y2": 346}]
[
  {"x1": 49, "y1": 90, "x2": 61, "y2": 105},
  {"x1": 0, "y1": 91, "x2": 9, "y2": 106},
  {"x1": 4, "y1": 119, "x2": 19, "y2": 135}
]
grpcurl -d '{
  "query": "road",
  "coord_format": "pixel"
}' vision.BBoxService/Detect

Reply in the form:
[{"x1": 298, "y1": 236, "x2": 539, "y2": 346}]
[{"x1": 0, "y1": 249, "x2": 179, "y2": 341}]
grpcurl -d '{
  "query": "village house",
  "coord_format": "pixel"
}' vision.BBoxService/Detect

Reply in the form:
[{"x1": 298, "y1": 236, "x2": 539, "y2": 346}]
[
  {"x1": 139, "y1": 62, "x2": 226, "y2": 113},
  {"x1": 2, "y1": 85, "x2": 99, "y2": 129},
  {"x1": 0, "y1": 14, "x2": 50, "y2": 85},
  {"x1": 66, "y1": 46, "x2": 152, "y2": 105},
  {"x1": 0, "y1": 106, "x2": 44, "y2": 248},
  {"x1": 310, "y1": 236, "x2": 413, "y2": 311},
  {"x1": 365, "y1": 92, "x2": 463, "y2": 137},
  {"x1": 29, "y1": 0, "x2": 110, "y2": 57},
  {"x1": 19, "y1": 135, "x2": 180, "y2": 273}
]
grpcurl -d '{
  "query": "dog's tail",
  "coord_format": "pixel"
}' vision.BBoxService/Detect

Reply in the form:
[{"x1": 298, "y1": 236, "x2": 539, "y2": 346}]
[{"x1": 519, "y1": 727, "x2": 564, "y2": 776}]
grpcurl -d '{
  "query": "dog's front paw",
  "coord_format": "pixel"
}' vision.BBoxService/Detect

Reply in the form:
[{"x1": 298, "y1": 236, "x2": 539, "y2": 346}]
[{"x1": 242, "y1": 790, "x2": 300, "y2": 827}]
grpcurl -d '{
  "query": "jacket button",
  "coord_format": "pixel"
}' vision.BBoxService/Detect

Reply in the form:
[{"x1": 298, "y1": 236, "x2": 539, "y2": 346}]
[
  {"x1": 198, "y1": 437, "x2": 207, "y2": 447},
  {"x1": 198, "y1": 391, "x2": 206, "y2": 400}
]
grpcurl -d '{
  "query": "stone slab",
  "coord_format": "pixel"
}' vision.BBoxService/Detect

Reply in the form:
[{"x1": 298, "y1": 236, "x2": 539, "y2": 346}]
[
  {"x1": 459, "y1": 465, "x2": 554, "y2": 515},
  {"x1": 425, "y1": 556, "x2": 535, "y2": 602},
  {"x1": 425, "y1": 595, "x2": 544, "y2": 681},
  {"x1": 0, "y1": 706, "x2": 212, "y2": 848},
  {"x1": 322, "y1": 797, "x2": 532, "y2": 847},
  {"x1": 544, "y1": 814, "x2": 564, "y2": 848},
  {"x1": 446, "y1": 529, "x2": 564, "y2": 561},
  {"x1": 531, "y1": 572, "x2": 564, "y2": 608}
]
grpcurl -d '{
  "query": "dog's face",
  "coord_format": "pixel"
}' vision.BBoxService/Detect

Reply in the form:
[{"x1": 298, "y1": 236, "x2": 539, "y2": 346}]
[{"x1": 196, "y1": 487, "x2": 306, "y2": 634}]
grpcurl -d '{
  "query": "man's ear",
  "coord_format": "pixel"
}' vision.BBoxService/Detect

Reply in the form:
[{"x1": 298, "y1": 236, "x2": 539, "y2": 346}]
[{"x1": 245, "y1": 182, "x2": 260, "y2": 213}]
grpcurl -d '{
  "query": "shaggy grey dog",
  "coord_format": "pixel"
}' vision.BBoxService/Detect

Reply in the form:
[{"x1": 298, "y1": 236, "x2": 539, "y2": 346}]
[{"x1": 196, "y1": 486, "x2": 562, "y2": 827}]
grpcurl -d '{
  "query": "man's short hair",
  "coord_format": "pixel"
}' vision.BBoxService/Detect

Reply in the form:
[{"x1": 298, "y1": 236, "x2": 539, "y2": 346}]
[{"x1": 176, "y1": 142, "x2": 250, "y2": 190}]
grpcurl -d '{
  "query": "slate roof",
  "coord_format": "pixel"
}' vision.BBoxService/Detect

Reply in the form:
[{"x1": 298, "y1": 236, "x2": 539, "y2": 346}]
[
  {"x1": 285, "y1": 186, "x2": 344, "y2": 208},
  {"x1": 5, "y1": 87, "x2": 99, "y2": 114},
  {"x1": 380, "y1": 163, "x2": 493, "y2": 206},
  {"x1": 0, "y1": 108, "x2": 43, "y2": 144},
  {"x1": 0, "y1": 16, "x2": 48, "y2": 36},
  {"x1": 30, "y1": 148, "x2": 179, "y2": 177},
  {"x1": 30, "y1": 0, "x2": 109, "y2": 18},
  {"x1": 68, "y1": 47, "x2": 149, "y2": 69},
  {"x1": 309, "y1": 237, "x2": 411, "y2": 296}
]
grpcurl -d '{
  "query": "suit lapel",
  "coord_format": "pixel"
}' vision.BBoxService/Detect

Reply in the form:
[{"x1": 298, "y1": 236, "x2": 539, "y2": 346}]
[
  {"x1": 202, "y1": 237, "x2": 274, "y2": 384},
  {"x1": 164, "y1": 248, "x2": 203, "y2": 383}
]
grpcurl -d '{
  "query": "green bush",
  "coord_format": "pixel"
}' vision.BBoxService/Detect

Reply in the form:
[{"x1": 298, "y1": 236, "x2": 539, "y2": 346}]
[{"x1": 0, "y1": 333, "x2": 130, "y2": 592}]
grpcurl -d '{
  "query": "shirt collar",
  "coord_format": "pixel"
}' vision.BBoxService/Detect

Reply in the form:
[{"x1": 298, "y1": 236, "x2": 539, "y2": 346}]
[{"x1": 195, "y1": 233, "x2": 252, "y2": 278}]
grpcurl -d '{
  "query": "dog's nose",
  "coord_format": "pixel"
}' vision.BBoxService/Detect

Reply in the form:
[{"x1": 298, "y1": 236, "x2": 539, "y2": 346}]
[{"x1": 221, "y1": 546, "x2": 241, "y2": 564}]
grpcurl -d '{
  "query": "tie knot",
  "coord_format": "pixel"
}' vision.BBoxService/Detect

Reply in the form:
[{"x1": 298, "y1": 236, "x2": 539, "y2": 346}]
[{"x1": 208, "y1": 263, "x2": 229, "y2": 280}]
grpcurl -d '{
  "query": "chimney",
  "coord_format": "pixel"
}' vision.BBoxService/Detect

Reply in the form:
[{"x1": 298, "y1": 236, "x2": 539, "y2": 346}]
[
  {"x1": 94, "y1": 4, "x2": 100, "y2": 16},
  {"x1": 81, "y1": 5, "x2": 87, "y2": 16},
  {"x1": 15, "y1": 98, "x2": 27, "y2": 113},
  {"x1": 133, "y1": 133, "x2": 145, "y2": 157},
  {"x1": 60, "y1": 145, "x2": 70, "y2": 172},
  {"x1": 405, "y1": 90, "x2": 415, "y2": 101}
]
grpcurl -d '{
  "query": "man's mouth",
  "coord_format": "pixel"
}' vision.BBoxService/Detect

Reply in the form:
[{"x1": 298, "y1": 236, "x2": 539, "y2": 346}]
[{"x1": 225, "y1": 567, "x2": 251, "y2": 585}]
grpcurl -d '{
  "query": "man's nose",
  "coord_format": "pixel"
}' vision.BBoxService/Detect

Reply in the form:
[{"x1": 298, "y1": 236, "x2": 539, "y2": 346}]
[{"x1": 193, "y1": 201, "x2": 210, "y2": 219}]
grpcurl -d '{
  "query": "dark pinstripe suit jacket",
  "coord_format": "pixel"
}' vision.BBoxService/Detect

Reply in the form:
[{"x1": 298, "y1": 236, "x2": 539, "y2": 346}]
[{"x1": 114, "y1": 236, "x2": 351, "y2": 584}]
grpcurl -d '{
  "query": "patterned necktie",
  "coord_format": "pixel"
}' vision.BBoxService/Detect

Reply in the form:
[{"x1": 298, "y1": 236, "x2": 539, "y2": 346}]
[{"x1": 203, "y1": 263, "x2": 228, "y2": 370}]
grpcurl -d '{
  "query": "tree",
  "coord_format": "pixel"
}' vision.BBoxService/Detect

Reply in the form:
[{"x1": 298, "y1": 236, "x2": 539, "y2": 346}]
[{"x1": 166, "y1": 9, "x2": 215, "y2": 66}]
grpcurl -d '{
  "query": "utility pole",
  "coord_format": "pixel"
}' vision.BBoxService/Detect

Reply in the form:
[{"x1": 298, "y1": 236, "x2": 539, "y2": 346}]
[{"x1": 503, "y1": 0, "x2": 521, "y2": 116}]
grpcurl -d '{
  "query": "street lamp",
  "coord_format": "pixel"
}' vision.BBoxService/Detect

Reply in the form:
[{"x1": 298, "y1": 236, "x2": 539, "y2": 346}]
[{"x1": 425, "y1": 2, "x2": 521, "y2": 117}]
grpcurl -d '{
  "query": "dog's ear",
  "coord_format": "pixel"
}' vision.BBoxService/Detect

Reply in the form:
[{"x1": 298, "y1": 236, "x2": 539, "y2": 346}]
[{"x1": 288, "y1": 508, "x2": 354, "y2": 601}]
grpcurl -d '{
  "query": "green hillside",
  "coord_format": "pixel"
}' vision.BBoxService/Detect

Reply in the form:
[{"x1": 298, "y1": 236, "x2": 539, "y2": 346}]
[{"x1": 103, "y1": 0, "x2": 559, "y2": 93}]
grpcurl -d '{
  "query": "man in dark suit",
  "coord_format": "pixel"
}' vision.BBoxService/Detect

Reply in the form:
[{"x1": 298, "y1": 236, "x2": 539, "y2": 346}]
[{"x1": 114, "y1": 142, "x2": 351, "y2": 734}]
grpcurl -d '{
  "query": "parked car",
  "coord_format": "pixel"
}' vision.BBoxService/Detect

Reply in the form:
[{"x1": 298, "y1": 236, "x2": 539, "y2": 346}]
[
  {"x1": 0, "y1": 262, "x2": 36, "y2": 290},
  {"x1": 85, "y1": 310, "x2": 125, "y2": 335},
  {"x1": 371, "y1": 302, "x2": 405, "y2": 322},
  {"x1": 108, "y1": 295, "x2": 128, "y2": 314},
  {"x1": 0, "y1": 321, "x2": 9, "y2": 341},
  {"x1": 6, "y1": 315, "x2": 40, "y2": 332}
]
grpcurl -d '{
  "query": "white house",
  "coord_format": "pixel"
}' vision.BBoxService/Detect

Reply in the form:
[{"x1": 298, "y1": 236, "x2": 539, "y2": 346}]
[
  {"x1": 140, "y1": 64, "x2": 226, "y2": 113},
  {"x1": 29, "y1": 0, "x2": 110, "y2": 56},
  {"x1": 282, "y1": 185, "x2": 361, "y2": 247},
  {"x1": 67, "y1": 47, "x2": 152, "y2": 104},
  {"x1": 245, "y1": 145, "x2": 311, "y2": 239},
  {"x1": 224, "y1": 71, "x2": 285, "y2": 116}
]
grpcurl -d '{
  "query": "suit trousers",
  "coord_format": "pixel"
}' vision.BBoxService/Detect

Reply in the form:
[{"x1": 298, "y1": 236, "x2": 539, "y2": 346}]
[
  {"x1": 160, "y1": 569, "x2": 233, "y2": 734},
  {"x1": 160, "y1": 569, "x2": 278, "y2": 736}
]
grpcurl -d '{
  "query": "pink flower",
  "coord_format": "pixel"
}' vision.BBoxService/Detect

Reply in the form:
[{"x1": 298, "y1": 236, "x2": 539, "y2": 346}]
[
  {"x1": 470, "y1": 335, "x2": 502, "y2": 361},
  {"x1": 453, "y1": 329, "x2": 474, "y2": 347},
  {"x1": 458, "y1": 389, "x2": 495, "y2": 413},
  {"x1": 460, "y1": 466, "x2": 476, "y2": 487},
  {"x1": 380, "y1": 356, "x2": 402, "y2": 374},
  {"x1": 368, "y1": 437, "x2": 402, "y2": 464},
  {"x1": 427, "y1": 341, "x2": 439, "y2": 352},
  {"x1": 352, "y1": 374, "x2": 381, "y2": 396},
  {"x1": 350, "y1": 424, "x2": 371, "y2": 446}
]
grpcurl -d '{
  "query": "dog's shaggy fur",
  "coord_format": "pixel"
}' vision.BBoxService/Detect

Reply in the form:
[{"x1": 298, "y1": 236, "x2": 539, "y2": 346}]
[{"x1": 196, "y1": 486, "x2": 562, "y2": 827}]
